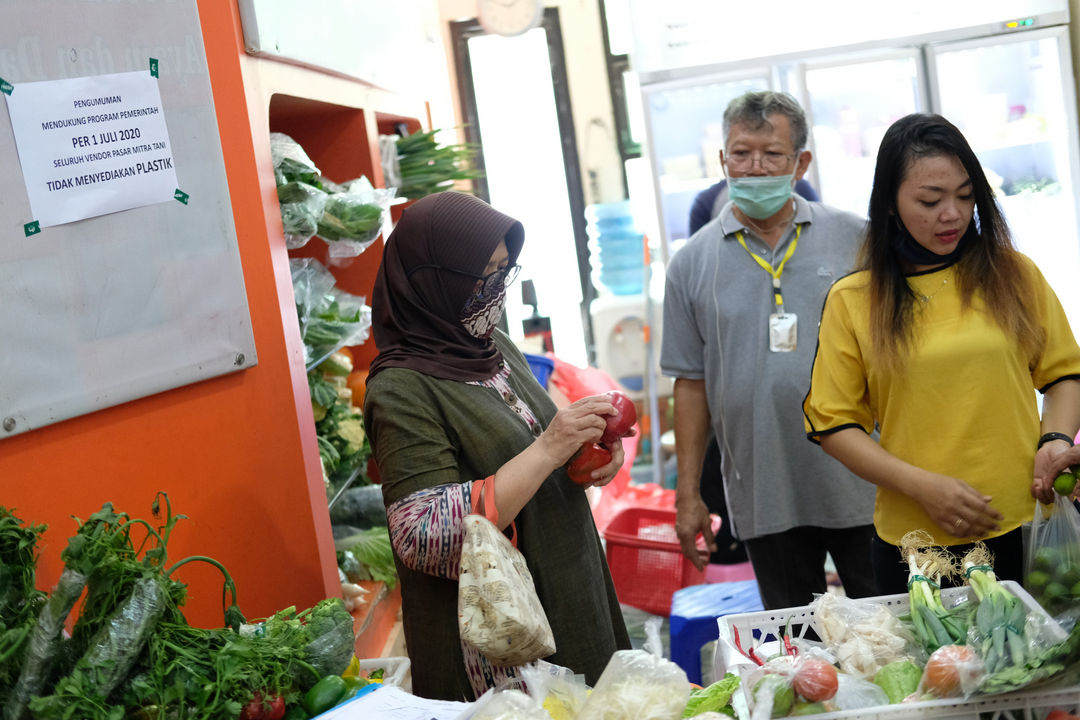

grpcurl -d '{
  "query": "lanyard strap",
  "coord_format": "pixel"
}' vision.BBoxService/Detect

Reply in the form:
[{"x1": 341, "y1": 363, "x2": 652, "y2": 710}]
[{"x1": 735, "y1": 223, "x2": 801, "y2": 312}]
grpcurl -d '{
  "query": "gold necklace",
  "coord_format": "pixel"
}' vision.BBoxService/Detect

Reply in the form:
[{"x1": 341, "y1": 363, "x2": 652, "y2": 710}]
[{"x1": 917, "y1": 276, "x2": 948, "y2": 303}]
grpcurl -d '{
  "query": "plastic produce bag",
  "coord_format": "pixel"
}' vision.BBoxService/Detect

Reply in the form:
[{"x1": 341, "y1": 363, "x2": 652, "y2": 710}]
[
  {"x1": 576, "y1": 649, "x2": 690, "y2": 720},
  {"x1": 27, "y1": 576, "x2": 167, "y2": 717},
  {"x1": 742, "y1": 650, "x2": 833, "y2": 720},
  {"x1": 278, "y1": 181, "x2": 329, "y2": 249},
  {"x1": 832, "y1": 673, "x2": 890, "y2": 710},
  {"x1": 271, "y1": 133, "x2": 328, "y2": 249},
  {"x1": 518, "y1": 661, "x2": 589, "y2": 720},
  {"x1": 289, "y1": 258, "x2": 371, "y2": 367},
  {"x1": 271, "y1": 132, "x2": 321, "y2": 185},
  {"x1": 290, "y1": 257, "x2": 336, "y2": 334},
  {"x1": 299, "y1": 597, "x2": 355, "y2": 680},
  {"x1": 379, "y1": 134, "x2": 402, "y2": 189},
  {"x1": 66, "y1": 576, "x2": 165, "y2": 696},
  {"x1": 810, "y1": 591, "x2": 919, "y2": 679},
  {"x1": 317, "y1": 177, "x2": 396, "y2": 260},
  {"x1": 460, "y1": 688, "x2": 553, "y2": 720},
  {"x1": 1025, "y1": 494, "x2": 1080, "y2": 630}
]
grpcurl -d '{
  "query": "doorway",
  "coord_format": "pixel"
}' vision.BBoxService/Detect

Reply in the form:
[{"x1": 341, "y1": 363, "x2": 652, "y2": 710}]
[{"x1": 451, "y1": 8, "x2": 594, "y2": 366}]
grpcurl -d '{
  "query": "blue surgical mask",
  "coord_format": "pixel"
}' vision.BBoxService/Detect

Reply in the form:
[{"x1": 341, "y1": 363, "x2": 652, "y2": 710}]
[{"x1": 728, "y1": 174, "x2": 795, "y2": 219}]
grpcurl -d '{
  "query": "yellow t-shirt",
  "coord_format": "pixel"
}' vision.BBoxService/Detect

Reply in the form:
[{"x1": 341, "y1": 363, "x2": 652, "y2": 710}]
[{"x1": 803, "y1": 256, "x2": 1080, "y2": 545}]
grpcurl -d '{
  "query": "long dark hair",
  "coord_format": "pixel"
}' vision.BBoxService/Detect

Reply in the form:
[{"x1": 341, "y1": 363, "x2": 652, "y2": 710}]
[{"x1": 859, "y1": 113, "x2": 1042, "y2": 367}]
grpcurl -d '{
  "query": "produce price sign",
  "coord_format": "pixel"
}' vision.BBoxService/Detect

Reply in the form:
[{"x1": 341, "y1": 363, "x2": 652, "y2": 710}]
[{"x1": 3, "y1": 70, "x2": 178, "y2": 228}]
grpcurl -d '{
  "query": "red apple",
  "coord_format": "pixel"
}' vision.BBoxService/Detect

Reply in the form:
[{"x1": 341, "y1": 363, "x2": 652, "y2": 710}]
[
  {"x1": 599, "y1": 391, "x2": 637, "y2": 444},
  {"x1": 567, "y1": 442, "x2": 613, "y2": 485}
]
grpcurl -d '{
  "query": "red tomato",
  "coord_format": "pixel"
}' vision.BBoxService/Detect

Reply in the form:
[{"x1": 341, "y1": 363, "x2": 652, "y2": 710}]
[
  {"x1": 792, "y1": 657, "x2": 839, "y2": 702},
  {"x1": 567, "y1": 443, "x2": 613, "y2": 484},
  {"x1": 923, "y1": 644, "x2": 979, "y2": 698},
  {"x1": 599, "y1": 391, "x2": 637, "y2": 444},
  {"x1": 240, "y1": 691, "x2": 285, "y2": 720},
  {"x1": 1046, "y1": 710, "x2": 1080, "y2": 720},
  {"x1": 239, "y1": 695, "x2": 266, "y2": 720}
]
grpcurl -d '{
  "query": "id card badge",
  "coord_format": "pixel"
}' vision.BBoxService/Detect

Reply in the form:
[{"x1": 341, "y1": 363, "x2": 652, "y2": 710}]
[{"x1": 769, "y1": 313, "x2": 797, "y2": 352}]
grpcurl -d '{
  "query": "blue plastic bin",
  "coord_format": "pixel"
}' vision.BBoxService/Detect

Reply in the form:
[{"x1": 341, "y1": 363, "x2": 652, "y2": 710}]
[
  {"x1": 669, "y1": 579, "x2": 763, "y2": 685},
  {"x1": 523, "y1": 353, "x2": 555, "y2": 389}
]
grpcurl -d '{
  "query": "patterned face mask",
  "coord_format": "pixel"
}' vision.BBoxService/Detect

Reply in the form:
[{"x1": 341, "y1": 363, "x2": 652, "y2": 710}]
[{"x1": 461, "y1": 279, "x2": 507, "y2": 340}]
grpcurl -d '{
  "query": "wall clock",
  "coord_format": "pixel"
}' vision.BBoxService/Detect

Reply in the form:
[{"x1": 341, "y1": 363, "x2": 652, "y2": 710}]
[{"x1": 477, "y1": 0, "x2": 544, "y2": 37}]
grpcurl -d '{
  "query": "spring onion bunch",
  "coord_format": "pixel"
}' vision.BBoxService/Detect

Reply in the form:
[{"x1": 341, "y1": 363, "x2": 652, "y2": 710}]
[
  {"x1": 958, "y1": 543, "x2": 1080, "y2": 694},
  {"x1": 962, "y1": 545, "x2": 1029, "y2": 674},
  {"x1": 900, "y1": 531, "x2": 967, "y2": 654},
  {"x1": 395, "y1": 129, "x2": 483, "y2": 200}
]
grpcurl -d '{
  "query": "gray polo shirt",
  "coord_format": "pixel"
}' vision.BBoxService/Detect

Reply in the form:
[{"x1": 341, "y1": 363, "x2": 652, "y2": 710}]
[{"x1": 660, "y1": 196, "x2": 876, "y2": 540}]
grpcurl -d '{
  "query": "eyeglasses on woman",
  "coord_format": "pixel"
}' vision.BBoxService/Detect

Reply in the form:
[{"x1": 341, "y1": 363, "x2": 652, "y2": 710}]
[{"x1": 409, "y1": 262, "x2": 521, "y2": 294}]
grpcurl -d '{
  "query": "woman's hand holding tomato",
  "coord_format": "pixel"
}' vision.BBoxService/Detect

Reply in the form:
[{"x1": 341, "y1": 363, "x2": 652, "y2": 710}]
[
  {"x1": 561, "y1": 391, "x2": 635, "y2": 487},
  {"x1": 599, "y1": 390, "x2": 638, "y2": 443},
  {"x1": 568, "y1": 439, "x2": 626, "y2": 487},
  {"x1": 537, "y1": 395, "x2": 614, "y2": 467}
]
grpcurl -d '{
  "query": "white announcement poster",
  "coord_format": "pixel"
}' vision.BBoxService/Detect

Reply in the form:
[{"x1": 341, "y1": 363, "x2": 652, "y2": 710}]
[{"x1": 4, "y1": 70, "x2": 178, "y2": 227}]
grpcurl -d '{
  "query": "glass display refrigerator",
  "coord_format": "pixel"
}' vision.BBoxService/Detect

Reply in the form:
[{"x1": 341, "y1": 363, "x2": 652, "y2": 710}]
[{"x1": 629, "y1": 2, "x2": 1080, "y2": 334}]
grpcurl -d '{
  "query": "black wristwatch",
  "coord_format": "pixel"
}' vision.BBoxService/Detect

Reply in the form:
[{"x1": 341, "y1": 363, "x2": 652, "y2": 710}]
[{"x1": 1038, "y1": 431, "x2": 1075, "y2": 449}]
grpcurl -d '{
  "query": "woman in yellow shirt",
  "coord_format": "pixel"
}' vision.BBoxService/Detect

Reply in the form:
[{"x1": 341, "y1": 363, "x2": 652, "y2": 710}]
[{"x1": 803, "y1": 113, "x2": 1080, "y2": 595}]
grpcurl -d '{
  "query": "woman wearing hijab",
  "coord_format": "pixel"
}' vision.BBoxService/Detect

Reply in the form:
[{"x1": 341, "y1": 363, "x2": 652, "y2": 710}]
[{"x1": 363, "y1": 191, "x2": 630, "y2": 701}]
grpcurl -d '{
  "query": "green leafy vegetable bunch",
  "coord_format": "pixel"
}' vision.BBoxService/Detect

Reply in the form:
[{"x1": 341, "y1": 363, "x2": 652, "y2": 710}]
[
  {"x1": 0, "y1": 509, "x2": 47, "y2": 707},
  {"x1": 396, "y1": 128, "x2": 484, "y2": 200}
]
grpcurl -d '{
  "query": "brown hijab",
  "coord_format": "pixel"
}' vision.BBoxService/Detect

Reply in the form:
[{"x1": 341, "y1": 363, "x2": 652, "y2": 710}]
[{"x1": 367, "y1": 192, "x2": 524, "y2": 383}]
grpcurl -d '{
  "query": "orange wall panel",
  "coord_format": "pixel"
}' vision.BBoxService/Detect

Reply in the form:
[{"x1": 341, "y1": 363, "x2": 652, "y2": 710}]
[{"x1": 0, "y1": 0, "x2": 339, "y2": 628}]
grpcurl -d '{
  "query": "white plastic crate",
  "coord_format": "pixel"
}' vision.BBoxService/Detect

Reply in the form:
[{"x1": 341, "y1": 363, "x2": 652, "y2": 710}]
[
  {"x1": 353, "y1": 656, "x2": 411, "y2": 691},
  {"x1": 715, "y1": 581, "x2": 1076, "y2": 720}
]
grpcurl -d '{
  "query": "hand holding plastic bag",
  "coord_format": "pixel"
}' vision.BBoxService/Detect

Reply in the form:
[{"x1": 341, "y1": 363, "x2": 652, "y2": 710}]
[{"x1": 1025, "y1": 494, "x2": 1080, "y2": 630}]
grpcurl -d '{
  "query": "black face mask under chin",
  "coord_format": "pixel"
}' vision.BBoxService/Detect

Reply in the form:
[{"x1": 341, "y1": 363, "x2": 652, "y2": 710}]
[{"x1": 890, "y1": 218, "x2": 974, "y2": 267}]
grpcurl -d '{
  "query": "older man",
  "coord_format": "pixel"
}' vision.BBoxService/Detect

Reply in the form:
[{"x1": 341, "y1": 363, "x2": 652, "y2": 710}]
[{"x1": 661, "y1": 90, "x2": 877, "y2": 609}]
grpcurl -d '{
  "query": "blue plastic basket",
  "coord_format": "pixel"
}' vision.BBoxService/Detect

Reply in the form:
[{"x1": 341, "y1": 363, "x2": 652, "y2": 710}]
[{"x1": 523, "y1": 353, "x2": 555, "y2": 389}]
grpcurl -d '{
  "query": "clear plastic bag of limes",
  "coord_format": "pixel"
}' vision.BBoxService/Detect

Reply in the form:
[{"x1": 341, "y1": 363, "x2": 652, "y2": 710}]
[{"x1": 1025, "y1": 488, "x2": 1080, "y2": 630}]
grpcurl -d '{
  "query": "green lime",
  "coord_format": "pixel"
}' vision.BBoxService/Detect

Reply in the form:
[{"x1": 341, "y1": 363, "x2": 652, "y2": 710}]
[
  {"x1": 1054, "y1": 471, "x2": 1078, "y2": 496},
  {"x1": 1045, "y1": 581, "x2": 1069, "y2": 602},
  {"x1": 1026, "y1": 569, "x2": 1051, "y2": 592},
  {"x1": 1035, "y1": 547, "x2": 1060, "y2": 573},
  {"x1": 1071, "y1": 581, "x2": 1080, "y2": 598}
]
